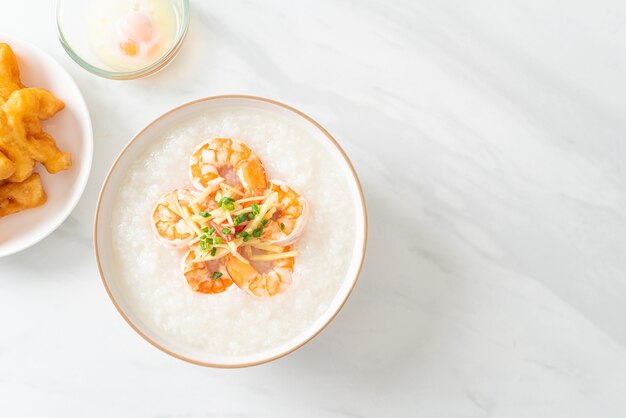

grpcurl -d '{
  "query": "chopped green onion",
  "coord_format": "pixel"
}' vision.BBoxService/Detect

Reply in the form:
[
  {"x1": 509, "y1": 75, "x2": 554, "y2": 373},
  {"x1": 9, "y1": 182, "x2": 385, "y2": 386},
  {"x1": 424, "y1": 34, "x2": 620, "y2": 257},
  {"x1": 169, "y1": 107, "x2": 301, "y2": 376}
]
[
  {"x1": 236, "y1": 231, "x2": 249, "y2": 239},
  {"x1": 210, "y1": 247, "x2": 217, "y2": 256},
  {"x1": 234, "y1": 214, "x2": 248, "y2": 226},
  {"x1": 218, "y1": 197, "x2": 235, "y2": 207},
  {"x1": 260, "y1": 219, "x2": 268, "y2": 226},
  {"x1": 247, "y1": 212, "x2": 255, "y2": 219},
  {"x1": 206, "y1": 238, "x2": 213, "y2": 245},
  {"x1": 201, "y1": 227, "x2": 209, "y2": 233},
  {"x1": 198, "y1": 211, "x2": 210, "y2": 218},
  {"x1": 252, "y1": 228, "x2": 262, "y2": 238},
  {"x1": 200, "y1": 233, "x2": 208, "y2": 239},
  {"x1": 243, "y1": 235, "x2": 251, "y2": 242},
  {"x1": 214, "y1": 237, "x2": 223, "y2": 244},
  {"x1": 222, "y1": 227, "x2": 231, "y2": 234},
  {"x1": 199, "y1": 241, "x2": 207, "y2": 251},
  {"x1": 251, "y1": 203, "x2": 260, "y2": 215},
  {"x1": 225, "y1": 203, "x2": 235, "y2": 211},
  {"x1": 212, "y1": 271, "x2": 222, "y2": 280},
  {"x1": 280, "y1": 222, "x2": 285, "y2": 231},
  {"x1": 208, "y1": 227, "x2": 215, "y2": 235}
]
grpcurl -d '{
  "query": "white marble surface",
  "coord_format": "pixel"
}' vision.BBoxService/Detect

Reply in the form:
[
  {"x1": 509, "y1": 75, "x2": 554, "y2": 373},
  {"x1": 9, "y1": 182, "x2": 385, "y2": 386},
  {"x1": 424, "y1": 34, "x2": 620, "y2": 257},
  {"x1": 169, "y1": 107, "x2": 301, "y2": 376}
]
[{"x1": 1, "y1": 0, "x2": 626, "y2": 416}]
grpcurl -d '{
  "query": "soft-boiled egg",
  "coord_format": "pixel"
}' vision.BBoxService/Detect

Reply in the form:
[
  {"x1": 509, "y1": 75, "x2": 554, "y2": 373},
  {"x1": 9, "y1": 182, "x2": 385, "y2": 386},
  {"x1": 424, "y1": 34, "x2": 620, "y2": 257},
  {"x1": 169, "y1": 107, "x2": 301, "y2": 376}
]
[
  {"x1": 90, "y1": 0, "x2": 177, "y2": 71},
  {"x1": 117, "y1": 10, "x2": 158, "y2": 57}
]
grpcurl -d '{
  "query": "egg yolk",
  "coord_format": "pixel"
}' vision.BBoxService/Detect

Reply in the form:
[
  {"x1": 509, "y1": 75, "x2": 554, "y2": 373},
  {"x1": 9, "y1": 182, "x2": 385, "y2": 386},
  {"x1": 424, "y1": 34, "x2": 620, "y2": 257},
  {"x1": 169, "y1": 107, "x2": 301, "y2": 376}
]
[
  {"x1": 117, "y1": 11, "x2": 156, "y2": 57},
  {"x1": 119, "y1": 40, "x2": 139, "y2": 56}
]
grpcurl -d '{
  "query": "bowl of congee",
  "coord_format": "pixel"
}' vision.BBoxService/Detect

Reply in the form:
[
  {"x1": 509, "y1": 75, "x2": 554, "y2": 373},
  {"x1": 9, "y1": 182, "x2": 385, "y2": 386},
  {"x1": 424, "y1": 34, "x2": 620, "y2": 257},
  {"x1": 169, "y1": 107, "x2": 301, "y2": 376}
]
[{"x1": 94, "y1": 96, "x2": 367, "y2": 367}]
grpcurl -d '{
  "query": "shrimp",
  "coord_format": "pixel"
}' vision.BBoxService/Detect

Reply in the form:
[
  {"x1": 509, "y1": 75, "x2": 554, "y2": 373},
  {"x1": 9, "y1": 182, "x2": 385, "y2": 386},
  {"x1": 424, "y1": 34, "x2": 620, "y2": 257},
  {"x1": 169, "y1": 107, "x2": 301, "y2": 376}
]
[
  {"x1": 189, "y1": 137, "x2": 267, "y2": 195},
  {"x1": 225, "y1": 246, "x2": 295, "y2": 298},
  {"x1": 183, "y1": 247, "x2": 233, "y2": 294},
  {"x1": 151, "y1": 188, "x2": 198, "y2": 249},
  {"x1": 262, "y1": 180, "x2": 308, "y2": 245}
]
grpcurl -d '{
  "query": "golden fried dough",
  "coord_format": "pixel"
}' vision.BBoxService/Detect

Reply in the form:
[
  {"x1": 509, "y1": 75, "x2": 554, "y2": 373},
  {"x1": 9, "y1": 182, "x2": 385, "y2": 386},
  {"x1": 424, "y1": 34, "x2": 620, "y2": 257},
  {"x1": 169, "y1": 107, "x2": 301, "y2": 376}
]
[
  {"x1": 0, "y1": 110, "x2": 32, "y2": 182},
  {"x1": 0, "y1": 43, "x2": 23, "y2": 102},
  {"x1": 0, "y1": 172, "x2": 47, "y2": 217},
  {"x1": 27, "y1": 131, "x2": 72, "y2": 174},
  {"x1": 6, "y1": 87, "x2": 65, "y2": 120},
  {"x1": 0, "y1": 88, "x2": 70, "y2": 181},
  {"x1": 0, "y1": 43, "x2": 71, "y2": 217},
  {"x1": 0, "y1": 150, "x2": 15, "y2": 180}
]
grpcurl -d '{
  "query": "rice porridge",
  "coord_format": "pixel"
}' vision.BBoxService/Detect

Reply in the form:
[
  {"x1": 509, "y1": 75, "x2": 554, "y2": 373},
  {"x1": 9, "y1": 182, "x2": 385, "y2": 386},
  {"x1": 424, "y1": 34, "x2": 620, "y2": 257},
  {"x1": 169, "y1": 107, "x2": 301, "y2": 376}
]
[{"x1": 111, "y1": 107, "x2": 358, "y2": 355}]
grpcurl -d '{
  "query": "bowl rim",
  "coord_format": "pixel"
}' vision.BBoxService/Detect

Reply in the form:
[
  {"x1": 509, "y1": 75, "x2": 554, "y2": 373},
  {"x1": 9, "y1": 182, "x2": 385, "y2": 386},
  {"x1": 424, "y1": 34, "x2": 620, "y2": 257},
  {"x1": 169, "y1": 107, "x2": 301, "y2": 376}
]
[
  {"x1": 55, "y1": 0, "x2": 190, "y2": 80},
  {"x1": 0, "y1": 35, "x2": 94, "y2": 257},
  {"x1": 93, "y1": 95, "x2": 368, "y2": 368}
]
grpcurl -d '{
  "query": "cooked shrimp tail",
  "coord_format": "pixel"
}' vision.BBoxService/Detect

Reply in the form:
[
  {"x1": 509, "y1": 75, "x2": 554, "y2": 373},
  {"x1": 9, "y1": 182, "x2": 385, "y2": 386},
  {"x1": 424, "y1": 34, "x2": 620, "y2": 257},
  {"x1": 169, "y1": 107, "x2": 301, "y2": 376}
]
[
  {"x1": 183, "y1": 247, "x2": 233, "y2": 294},
  {"x1": 226, "y1": 246, "x2": 295, "y2": 298},
  {"x1": 262, "y1": 180, "x2": 308, "y2": 245},
  {"x1": 152, "y1": 188, "x2": 198, "y2": 249},
  {"x1": 189, "y1": 137, "x2": 267, "y2": 194}
]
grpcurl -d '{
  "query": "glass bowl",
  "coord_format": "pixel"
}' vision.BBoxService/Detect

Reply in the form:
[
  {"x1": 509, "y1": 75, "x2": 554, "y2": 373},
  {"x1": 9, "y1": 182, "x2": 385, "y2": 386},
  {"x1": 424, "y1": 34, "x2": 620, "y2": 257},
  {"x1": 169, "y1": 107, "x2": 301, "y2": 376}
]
[{"x1": 56, "y1": 0, "x2": 189, "y2": 80}]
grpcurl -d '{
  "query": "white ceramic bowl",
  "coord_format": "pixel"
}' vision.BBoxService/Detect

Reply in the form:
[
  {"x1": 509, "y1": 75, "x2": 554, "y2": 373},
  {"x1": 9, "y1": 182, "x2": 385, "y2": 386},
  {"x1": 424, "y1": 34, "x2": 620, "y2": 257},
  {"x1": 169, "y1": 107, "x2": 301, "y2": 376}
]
[
  {"x1": 94, "y1": 96, "x2": 367, "y2": 367},
  {"x1": 0, "y1": 36, "x2": 93, "y2": 257}
]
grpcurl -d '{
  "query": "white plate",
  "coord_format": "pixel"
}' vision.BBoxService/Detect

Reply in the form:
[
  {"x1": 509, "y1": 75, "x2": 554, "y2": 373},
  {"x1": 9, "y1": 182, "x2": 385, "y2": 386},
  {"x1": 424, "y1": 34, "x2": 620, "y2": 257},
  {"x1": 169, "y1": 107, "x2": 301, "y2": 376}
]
[
  {"x1": 0, "y1": 36, "x2": 93, "y2": 257},
  {"x1": 94, "y1": 96, "x2": 367, "y2": 367}
]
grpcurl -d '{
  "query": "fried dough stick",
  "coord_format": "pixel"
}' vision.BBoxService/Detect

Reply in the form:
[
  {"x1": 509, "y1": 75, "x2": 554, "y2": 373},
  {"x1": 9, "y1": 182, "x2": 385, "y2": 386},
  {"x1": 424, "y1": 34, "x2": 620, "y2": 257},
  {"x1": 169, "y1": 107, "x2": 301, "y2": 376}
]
[
  {"x1": 0, "y1": 88, "x2": 69, "y2": 182},
  {"x1": 0, "y1": 150, "x2": 15, "y2": 179},
  {"x1": 0, "y1": 172, "x2": 46, "y2": 218},
  {"x1": 0, "y1": 43, "x2": 23, "y2": 102}
]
